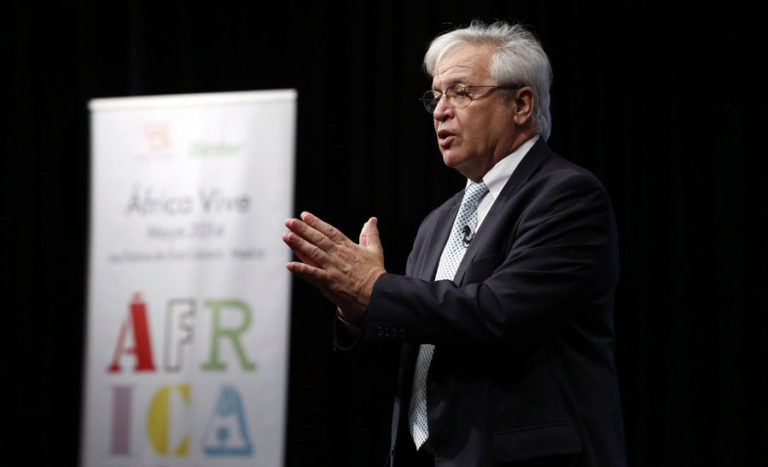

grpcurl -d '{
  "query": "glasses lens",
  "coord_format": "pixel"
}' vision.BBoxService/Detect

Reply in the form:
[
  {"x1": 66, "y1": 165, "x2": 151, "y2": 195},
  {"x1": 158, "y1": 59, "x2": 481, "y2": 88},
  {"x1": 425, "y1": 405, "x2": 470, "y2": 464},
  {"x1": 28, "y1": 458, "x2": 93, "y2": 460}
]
[
  {"x1": 421, "y1": 91, "x2": 439, "y2": 113},
  {"x1": 448, "y1": 85, "x2": 471, "y2": 109}
]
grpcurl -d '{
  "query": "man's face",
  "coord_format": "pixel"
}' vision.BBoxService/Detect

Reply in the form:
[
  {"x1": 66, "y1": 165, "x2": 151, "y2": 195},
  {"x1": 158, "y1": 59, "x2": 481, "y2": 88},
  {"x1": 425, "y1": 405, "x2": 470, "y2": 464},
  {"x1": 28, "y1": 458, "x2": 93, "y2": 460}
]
[{"x1": 431, "y1": 43, "x2": 519, "y2": 181}]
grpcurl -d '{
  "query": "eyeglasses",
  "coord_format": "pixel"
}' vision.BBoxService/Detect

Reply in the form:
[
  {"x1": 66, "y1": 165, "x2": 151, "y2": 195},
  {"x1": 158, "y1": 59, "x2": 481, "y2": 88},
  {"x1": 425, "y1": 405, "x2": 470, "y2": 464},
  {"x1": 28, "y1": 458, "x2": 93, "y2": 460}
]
[{"x1": 420, "y1": 83, "x2": 520, "y2": 113}]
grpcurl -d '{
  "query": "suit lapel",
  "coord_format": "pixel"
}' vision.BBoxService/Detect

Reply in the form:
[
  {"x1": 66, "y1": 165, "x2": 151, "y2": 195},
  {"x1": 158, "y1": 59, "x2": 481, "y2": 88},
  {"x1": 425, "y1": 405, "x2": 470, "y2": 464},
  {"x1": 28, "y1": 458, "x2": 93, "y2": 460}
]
[{"x1": 452, "y1": 139, "x2": 553, "y2": 284}]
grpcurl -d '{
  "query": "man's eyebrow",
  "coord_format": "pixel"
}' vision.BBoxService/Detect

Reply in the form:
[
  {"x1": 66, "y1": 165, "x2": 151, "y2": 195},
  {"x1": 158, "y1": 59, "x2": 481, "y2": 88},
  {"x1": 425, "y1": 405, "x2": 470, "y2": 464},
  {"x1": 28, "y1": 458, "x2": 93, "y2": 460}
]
[{"x1": 432, "y1": 78, "x2": 467, "y2": 90}]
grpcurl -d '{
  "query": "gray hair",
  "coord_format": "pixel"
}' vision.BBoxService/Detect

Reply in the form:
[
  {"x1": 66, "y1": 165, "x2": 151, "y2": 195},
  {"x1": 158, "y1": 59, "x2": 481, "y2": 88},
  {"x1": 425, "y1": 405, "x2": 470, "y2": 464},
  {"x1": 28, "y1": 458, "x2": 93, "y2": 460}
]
[{"x1": 424, "y1": 21, "x2": 553, "y2": 141}]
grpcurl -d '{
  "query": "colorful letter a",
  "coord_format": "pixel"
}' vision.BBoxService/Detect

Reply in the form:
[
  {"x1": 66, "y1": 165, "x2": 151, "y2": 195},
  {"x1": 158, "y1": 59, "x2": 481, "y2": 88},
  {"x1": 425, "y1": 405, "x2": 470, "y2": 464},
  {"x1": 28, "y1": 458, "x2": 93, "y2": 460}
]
[{"x1": 107, "y1": 293, "x2": 157, "y2": 372}]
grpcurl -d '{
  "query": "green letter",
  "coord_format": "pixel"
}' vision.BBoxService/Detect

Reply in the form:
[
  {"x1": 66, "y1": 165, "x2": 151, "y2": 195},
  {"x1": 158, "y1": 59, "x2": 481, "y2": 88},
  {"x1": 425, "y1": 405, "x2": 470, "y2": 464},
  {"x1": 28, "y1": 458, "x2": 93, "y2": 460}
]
[{"x1": 201, "y1": 300, "x2": 256, "y2": 371}]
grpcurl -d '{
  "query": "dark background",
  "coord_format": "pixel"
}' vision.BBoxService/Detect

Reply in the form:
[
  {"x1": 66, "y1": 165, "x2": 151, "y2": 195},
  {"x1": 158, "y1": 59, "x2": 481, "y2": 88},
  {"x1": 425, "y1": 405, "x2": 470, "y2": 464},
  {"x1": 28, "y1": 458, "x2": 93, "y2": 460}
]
[{"x1": 3, "y1": 1, "x2": 766, "y2": 465}]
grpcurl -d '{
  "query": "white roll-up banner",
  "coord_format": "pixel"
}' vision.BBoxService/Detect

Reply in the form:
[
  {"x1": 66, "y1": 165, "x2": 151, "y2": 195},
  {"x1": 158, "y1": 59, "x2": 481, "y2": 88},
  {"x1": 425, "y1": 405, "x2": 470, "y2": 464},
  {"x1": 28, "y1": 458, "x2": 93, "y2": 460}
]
[{"x1": 81, "y1": 90, "x2": 297, "y2": 467}]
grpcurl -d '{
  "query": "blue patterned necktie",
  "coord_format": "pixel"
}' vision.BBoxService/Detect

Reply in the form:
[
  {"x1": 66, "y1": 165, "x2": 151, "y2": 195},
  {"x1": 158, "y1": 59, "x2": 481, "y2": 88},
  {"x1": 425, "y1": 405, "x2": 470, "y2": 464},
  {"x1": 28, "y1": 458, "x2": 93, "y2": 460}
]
[{"x1": 408, "y1": 180, "x2": 489, "y2": 450}]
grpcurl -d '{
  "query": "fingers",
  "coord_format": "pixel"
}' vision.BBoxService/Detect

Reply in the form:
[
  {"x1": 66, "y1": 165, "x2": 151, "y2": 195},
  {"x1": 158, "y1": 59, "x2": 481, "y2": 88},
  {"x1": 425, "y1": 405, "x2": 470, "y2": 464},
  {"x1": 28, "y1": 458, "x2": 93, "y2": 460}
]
[
  {"x1": 300, "y1": 211, "x2": 347, "y2": 244},
  {"x1": 283, "y1": 212, "x2": 354, "y2": 268},
  {"x1": 285, "y1": 260, "x2": 328, "y2": 289},
  {"x1": 285, "y1": 216, "x2": 332, "y2": 252},
  {"x1": 282, "y1": 230, "x2": 329, "y2": 267},
  {"x1": 360, "y1": 217, "x2": 383, "y2": 257},
  {"x1": 282, "y1": 234, "x2": 319, "y2": 267},
  {"x1": 359, "y1": 217, "x2": 372, "y2": 246},
  {"x1": 285, "y1": 211, "x2": 351, "y2": 256},
  {"x1": 287, "y1": 260, "x2": 350, "y2": 308}
]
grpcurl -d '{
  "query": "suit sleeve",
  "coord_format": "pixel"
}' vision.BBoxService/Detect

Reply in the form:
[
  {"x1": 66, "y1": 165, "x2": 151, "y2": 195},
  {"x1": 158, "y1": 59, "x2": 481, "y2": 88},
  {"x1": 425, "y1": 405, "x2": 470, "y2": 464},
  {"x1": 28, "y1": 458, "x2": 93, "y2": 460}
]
[{"x1": 365, "y1": 169, "x2": 619, "y2": 346}]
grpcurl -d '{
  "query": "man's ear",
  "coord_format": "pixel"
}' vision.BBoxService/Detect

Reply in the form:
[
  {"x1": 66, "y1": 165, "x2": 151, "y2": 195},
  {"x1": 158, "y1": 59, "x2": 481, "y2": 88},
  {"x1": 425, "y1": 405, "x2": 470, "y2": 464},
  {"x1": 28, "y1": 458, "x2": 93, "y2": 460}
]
[{"x1": 512, "y1": 86, "x2": 535, "y2": 126}]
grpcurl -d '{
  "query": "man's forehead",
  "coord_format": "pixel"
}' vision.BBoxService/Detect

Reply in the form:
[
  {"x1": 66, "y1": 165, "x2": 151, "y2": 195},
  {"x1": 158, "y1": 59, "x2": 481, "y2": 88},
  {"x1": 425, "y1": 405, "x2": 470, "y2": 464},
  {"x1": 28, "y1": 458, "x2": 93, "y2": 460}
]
[
  {"x1": 431, "y1": 71, "x2": 472, "y2": 88},
  {"x1": 432, "y1": 43, "x2": 494, "y2": 85}
]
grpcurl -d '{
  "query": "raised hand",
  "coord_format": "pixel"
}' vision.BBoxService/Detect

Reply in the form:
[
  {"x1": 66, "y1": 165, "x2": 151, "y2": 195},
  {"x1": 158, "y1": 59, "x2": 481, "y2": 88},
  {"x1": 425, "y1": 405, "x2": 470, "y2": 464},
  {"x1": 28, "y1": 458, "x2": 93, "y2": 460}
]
[{"x1": 282, "y1": 211, "x2": 386, "y2": 326}]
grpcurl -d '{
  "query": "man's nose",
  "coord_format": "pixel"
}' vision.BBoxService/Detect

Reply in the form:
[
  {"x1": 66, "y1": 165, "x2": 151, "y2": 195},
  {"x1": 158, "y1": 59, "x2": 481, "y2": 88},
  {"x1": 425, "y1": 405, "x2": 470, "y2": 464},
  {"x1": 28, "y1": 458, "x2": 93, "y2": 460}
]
[{"x1": 433, "y1": 96, "x2": 454, "y2": 122}]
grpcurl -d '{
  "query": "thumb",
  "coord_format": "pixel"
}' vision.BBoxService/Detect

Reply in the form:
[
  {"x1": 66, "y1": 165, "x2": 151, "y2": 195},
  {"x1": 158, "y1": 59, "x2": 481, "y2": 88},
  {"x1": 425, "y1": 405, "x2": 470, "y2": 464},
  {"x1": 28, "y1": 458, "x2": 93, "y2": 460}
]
[{"x1": 360, "y1": 217, "x2": 383, "y2": 255}]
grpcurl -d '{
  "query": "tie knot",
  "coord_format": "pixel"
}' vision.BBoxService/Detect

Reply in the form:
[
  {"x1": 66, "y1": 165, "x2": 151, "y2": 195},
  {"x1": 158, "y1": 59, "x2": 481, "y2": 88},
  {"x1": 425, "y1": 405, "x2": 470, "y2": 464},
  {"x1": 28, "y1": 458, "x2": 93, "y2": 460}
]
[{"x1": 463, "y1": 181, "x2": 489, "y2": 209}]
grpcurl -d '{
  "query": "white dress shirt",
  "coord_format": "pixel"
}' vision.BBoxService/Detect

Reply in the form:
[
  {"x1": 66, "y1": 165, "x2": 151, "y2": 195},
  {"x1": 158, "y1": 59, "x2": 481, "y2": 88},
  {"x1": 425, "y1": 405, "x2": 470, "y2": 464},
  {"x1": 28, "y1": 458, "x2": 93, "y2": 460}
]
[{"x1": 474, "y1": 135, "x2": 539, "y2": 228}]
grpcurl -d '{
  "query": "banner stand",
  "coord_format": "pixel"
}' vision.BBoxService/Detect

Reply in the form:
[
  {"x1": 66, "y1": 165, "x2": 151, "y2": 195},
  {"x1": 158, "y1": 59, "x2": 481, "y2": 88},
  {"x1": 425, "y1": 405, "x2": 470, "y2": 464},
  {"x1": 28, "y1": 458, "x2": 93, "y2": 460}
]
[{"x1": 81, "y1": 90, "x2": 296, "y2": 467}]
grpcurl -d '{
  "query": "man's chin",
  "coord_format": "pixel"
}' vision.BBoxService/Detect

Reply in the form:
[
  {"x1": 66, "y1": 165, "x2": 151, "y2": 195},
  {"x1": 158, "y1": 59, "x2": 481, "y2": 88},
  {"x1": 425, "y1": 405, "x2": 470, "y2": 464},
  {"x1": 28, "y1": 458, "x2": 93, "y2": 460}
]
[{"x1": 441, "y1": 151, "x2": 465, "y2": 169}]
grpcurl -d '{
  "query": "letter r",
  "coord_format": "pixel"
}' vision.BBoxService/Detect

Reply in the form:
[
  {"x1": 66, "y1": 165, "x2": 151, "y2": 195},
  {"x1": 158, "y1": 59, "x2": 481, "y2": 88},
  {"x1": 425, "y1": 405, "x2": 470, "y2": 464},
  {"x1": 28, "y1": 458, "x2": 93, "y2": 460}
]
[{"x1": 201, "y1": 300, "x2": 256, "y2": 371}]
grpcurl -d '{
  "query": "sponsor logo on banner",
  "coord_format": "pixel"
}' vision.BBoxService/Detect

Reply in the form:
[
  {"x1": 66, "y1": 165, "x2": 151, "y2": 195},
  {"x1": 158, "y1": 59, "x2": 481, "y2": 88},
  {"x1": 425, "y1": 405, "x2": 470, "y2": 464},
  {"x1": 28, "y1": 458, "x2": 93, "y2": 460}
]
[
  {"x1": 144, "y1": 122, "x2": 171, "y2": 154},
  {"x1": 141, "y1": 121, "x2": 244, "y2": 160}
]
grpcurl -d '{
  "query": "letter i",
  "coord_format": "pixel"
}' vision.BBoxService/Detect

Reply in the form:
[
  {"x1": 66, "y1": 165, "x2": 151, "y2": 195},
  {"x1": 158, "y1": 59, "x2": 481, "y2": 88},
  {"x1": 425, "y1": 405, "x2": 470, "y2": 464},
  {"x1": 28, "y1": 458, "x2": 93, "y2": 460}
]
[{"x1": 111, "y1": 385, "x2": 133, "y2": 455}]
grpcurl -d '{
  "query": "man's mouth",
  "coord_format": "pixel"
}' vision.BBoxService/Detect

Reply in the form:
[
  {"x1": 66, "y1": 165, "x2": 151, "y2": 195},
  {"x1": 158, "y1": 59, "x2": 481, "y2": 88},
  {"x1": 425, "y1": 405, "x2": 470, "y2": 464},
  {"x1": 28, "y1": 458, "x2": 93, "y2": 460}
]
[{"x1": 437, "y1": 129, "x2": 456, "y2": 147}]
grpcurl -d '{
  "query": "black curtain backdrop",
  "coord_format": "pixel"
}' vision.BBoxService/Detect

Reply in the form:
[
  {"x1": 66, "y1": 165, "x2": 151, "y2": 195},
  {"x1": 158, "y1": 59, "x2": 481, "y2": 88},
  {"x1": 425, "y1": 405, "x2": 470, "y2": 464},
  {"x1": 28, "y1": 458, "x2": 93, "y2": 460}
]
[{"x1": 3, "y1": 1, "x2": 766, "y2": 466}]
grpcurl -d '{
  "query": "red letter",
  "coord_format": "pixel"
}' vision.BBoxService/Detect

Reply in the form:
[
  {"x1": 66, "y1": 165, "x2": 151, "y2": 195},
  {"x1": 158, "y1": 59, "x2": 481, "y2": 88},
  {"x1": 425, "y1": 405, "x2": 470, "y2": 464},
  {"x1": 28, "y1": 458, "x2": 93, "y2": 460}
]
[{"x1": 107, "y1": 293, "x2": 157, "y2": 372}]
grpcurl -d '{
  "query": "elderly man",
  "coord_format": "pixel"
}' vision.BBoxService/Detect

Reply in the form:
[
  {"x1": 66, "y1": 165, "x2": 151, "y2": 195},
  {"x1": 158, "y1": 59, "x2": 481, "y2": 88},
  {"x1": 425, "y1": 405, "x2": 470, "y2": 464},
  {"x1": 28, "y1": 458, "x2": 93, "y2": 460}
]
[{"x1": 283, "y1": 21, "x2": 626, "y2": 467}]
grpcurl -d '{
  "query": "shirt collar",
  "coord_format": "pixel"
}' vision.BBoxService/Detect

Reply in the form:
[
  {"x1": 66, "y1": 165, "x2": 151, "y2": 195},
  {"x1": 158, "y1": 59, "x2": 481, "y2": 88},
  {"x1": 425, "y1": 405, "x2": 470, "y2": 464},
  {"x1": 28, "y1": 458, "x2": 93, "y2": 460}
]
[{"x1": 467, "y1": 134, "x2": 540, "y2": 200}]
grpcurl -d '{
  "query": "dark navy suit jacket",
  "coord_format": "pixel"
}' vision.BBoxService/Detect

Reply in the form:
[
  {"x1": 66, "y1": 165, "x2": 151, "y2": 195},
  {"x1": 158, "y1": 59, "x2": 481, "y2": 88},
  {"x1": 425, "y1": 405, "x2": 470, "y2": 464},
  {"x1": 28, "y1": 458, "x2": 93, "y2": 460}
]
[{"x1": 365, "y1": 139, "x2": 626, "y2": 467}]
